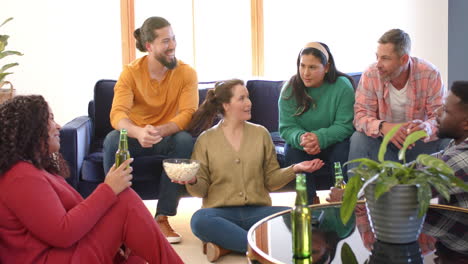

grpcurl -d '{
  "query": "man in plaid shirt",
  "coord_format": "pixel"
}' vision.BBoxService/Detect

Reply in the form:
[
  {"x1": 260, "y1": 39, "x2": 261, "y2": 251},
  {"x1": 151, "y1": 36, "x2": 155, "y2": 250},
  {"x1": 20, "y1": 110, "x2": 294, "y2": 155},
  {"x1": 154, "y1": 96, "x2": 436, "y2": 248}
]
[{"x1": 349, "y1": 29, "x2": 449, "y2": 168}]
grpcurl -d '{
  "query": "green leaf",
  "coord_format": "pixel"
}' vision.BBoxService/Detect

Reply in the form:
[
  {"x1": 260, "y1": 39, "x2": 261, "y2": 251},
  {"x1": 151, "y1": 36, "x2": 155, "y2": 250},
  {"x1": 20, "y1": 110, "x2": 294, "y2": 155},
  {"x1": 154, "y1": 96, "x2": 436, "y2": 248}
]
[
  {"x1": 0, "y1": 18, "x2": 13, "y2": 28},
  {"x1": 427, "y1": 176, "x2": 451, "y2": 201},
  {"x1": 340, "y1": 175, "x2": 363, "y2": 224},
  {"x1": 0, "y1": 63, "x2": 18, "y2": 73},
  {"x1": 345, "y1": 158, "x2": 380, "y2": 169},
  {"x1": 378, "y1": 124, "x2": 402, "y2": 162},
  {"x1": 416, "y1": 154, "x2": 454, "y2": 175},
  {"x1": 416, "y1": 182, "x2": 431, "y2": 217},
  {"x1": 0, "y1": 50, "x2": 23, "y2": 60},
  {"x1": 0, "y1": 72, "x2": 12, "y2": 82},
  {"x1": 375, "y1": 176, "x2": 399, "y2": 200},
  {"x1": 380, "y1": 160, "x2": 404, "y2": 169},
  {"x1": 341, "y1": 242, "x2": 358, "y2": 264},
  {"x1": 398, "y1": 130, "x2": 428, "y2": 162},
  {"x1": 446, "y1": 174, "x2": 468, "y2": 191}
]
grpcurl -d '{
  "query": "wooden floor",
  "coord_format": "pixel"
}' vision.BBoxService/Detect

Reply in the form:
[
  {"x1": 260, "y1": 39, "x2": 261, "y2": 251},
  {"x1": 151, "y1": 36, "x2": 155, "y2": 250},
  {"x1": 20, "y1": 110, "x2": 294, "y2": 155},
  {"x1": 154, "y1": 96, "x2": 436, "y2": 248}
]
[{"x1": 142, "y1": 191, "x2": 331, "y2": 263}]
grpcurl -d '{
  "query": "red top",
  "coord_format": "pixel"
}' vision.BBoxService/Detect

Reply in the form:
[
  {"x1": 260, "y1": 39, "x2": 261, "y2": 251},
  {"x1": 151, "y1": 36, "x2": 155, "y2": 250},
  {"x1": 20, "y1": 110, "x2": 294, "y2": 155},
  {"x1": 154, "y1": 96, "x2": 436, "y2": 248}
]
[{"x1": 0, "y1": 161, "x2": 117, "y2": 263}]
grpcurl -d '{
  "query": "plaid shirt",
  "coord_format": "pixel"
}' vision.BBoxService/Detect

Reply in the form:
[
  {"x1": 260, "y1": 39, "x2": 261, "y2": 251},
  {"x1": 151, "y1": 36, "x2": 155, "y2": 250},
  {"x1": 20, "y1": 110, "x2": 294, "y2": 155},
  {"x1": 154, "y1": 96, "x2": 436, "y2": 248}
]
[
  {"x1": 437, "y1": 138, "x2": 468, "y2": 207},
  {"x1": 422, "y1": 138, "x2": 468, "y2": 254},
  {"x1": 354, "y1": 57, "x2": 446, "y2": 141}
]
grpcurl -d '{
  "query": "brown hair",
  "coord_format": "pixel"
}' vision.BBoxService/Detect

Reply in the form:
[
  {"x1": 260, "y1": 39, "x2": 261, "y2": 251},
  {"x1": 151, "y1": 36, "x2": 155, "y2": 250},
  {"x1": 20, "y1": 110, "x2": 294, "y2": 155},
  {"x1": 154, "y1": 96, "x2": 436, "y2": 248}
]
[
  {"x1": 0, "y1": 95, "x2": 69, "y2": 178},
  {"x1": 187, "y1": 79, "x2": 244, "y2": 136},
  {"x1": 378, "y1": 29, "x2": 411, "y2": 57},
  {"x1": 133, "y1": 16, "x2": 171, "y2": 52}
]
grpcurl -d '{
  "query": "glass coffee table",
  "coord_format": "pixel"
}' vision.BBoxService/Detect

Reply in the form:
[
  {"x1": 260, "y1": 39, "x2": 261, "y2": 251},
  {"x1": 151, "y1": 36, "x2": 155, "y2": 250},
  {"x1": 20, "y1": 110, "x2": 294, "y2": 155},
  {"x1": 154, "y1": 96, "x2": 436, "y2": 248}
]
[{"x1": 247, "y1": 202, "x2": 468, "y2": 264}]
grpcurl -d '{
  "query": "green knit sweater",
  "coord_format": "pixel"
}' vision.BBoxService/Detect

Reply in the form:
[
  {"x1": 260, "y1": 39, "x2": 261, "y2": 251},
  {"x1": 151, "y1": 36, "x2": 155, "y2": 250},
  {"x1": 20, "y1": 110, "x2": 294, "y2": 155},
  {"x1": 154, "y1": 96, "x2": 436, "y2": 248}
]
[{"x1": 279, "y1": 76, "x2": 355, "y2": 150}]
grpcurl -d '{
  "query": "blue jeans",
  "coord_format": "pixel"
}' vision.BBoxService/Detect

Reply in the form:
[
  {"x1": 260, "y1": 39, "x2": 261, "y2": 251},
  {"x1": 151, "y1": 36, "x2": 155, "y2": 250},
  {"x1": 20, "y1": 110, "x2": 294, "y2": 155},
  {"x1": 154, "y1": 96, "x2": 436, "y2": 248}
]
[
  {"x1": 103, "y1": 130, "x2": 194, "y2": 216},
  {"x1": 347, "y1": 131, "x2": 451, "y2": 176},
  {"x1": 284, "y1": 139, "x2": 350, "y2": 202},
  {"x1": 191, "y1": 206, "x2": 290, "y2": 253}
]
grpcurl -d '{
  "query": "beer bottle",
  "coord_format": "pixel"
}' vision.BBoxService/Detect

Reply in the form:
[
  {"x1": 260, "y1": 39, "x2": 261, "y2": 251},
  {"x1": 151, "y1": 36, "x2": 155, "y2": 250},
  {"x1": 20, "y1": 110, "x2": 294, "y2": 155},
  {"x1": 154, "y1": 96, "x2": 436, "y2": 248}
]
[
  {"x1": 291, "y1": 173, "x2": 312, "y2": 261},
  {"x1": 115, "y1": 129, "x2": 131, "y2": 168},
  {"x1": 293, "y1": 257, "x2": 312, "y2": 264},
  {"x1": 334, "y1": 162, "x2": 346, "y2": 189}
]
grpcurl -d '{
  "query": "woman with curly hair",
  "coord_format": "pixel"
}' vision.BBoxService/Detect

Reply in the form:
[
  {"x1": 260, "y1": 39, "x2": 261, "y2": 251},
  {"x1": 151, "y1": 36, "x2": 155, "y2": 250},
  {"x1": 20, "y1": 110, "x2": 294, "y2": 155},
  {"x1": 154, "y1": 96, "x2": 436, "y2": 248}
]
[{"x1": 0, "y1": 95, "x2": 183, "y2": 263}]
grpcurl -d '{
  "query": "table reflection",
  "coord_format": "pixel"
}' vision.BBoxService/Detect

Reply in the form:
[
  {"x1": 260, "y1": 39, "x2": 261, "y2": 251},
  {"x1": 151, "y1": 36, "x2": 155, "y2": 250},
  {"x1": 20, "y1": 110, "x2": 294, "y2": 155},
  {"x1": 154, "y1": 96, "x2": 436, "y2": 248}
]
[{"x1": 247, "y1": 203, "x2": 468, "y2": 264}]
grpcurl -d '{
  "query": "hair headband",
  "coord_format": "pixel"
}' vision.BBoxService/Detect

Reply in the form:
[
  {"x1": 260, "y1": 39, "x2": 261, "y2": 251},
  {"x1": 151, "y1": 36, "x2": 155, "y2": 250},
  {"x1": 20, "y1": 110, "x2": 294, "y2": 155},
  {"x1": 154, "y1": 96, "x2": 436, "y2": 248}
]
[{"x1": 303, "y1": 42, "x2": 329, "y2": 62}]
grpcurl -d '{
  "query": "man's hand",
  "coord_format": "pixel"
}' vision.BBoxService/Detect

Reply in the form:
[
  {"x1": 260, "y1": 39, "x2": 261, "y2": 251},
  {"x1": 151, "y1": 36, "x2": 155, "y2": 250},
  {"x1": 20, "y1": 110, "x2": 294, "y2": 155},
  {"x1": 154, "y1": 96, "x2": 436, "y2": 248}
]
[
  {"x1": 300, "y1": 132, "x2": 321, "y2": 155},
  {"x1": 406, "y1": 119, "x2": 431, "y2": 141},
  {"x1": 326, "y1": 187, "x2": 345, "y2": 202},
  {"x1": 136, "y1": 125, "x2": 162, "y2": 148},
  {"x1": 380, "y1": 122, "x2": 408, "y2": 149},
  {"x1": 293, "y1": 158, "x2": 325, "y2": 173}
]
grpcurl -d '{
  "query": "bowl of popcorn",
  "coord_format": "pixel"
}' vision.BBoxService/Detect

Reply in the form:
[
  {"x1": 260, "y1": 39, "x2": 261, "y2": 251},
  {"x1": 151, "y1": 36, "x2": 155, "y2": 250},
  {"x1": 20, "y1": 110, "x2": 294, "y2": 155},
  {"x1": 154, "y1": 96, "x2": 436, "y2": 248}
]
[{"x1": 163, "y1": 159, "x2": 200, "y2": 182}]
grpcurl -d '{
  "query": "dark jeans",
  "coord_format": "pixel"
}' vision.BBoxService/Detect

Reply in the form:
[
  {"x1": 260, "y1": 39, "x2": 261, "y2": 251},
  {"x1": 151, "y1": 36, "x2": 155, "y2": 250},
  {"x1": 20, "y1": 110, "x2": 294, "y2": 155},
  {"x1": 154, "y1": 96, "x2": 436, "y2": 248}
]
[
  {"x1": 103, "y1": 130, "x2": 194, "y2": 216},
  {"x1": 284, "y1": 139, "x2": 350, "y2": 204},
  {"x1": 190, "y1": 206, "x2": 290, "y2": 253}
]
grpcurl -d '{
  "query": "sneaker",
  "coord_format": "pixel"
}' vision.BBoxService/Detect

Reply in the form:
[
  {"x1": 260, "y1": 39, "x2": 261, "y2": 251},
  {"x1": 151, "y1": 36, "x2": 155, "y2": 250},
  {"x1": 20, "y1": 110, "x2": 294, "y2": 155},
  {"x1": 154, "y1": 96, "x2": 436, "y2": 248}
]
[{"x1": 155, "y1": 215, "x2": 182, "y2": 244}]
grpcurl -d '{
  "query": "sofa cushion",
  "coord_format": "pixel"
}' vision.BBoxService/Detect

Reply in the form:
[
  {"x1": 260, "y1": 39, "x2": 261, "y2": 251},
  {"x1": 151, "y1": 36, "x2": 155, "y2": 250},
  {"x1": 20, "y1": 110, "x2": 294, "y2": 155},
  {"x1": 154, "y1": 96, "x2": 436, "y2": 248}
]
[
  {"x1": 81, "y1": 152, "x2": 165, "y2": 182},
  {"x1": 92, "y1": 80, "x2": 116, "y2": 141},
  {"x1": 246, "y1": 80, "x2": 284, "y2": 133}
]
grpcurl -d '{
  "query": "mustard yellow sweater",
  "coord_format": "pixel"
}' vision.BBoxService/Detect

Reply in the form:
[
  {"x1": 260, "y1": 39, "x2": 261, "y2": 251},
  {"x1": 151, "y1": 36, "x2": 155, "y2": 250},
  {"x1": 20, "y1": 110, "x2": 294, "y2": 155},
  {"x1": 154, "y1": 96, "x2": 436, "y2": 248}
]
[
  {"x1": 187, "y1": 122, "x2": 295, "y2": 208},
  {"x1": 110, "y1": 56, "x2": 198, "y2": 130}
]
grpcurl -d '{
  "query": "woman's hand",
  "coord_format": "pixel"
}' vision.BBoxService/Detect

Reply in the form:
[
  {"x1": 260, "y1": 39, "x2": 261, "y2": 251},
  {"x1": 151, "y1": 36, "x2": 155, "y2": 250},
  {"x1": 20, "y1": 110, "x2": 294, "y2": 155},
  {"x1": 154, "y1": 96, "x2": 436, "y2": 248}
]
[
  {"x1": 172, "y1": 176, "x2": 197, "y2": 185},
  {"x1": 300, "y1": 132, "x2": 321, "y2": 155},
  {"x1": 104, "y1": 158, "x2": 134, "y2": 195},
  {"x1": 293, "y1": 158, "x2": 324, "y2": 173}
]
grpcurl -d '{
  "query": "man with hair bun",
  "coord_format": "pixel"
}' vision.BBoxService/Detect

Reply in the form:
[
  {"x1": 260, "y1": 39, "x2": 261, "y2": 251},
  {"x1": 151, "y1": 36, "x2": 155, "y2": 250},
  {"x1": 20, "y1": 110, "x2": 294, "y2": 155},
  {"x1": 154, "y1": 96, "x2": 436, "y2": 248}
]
[{"x1": 103, "y1": 16, "x2": 198, "y2": 244}]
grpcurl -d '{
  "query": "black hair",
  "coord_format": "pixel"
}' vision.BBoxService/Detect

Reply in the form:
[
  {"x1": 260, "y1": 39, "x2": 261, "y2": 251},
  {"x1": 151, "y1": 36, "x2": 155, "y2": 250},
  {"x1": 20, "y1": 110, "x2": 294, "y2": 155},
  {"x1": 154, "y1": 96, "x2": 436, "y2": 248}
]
[
  {"x1": 451, "y1": 81, "x2": 468, "y2": 108},
  {"x1": 285, "y1": 42, "x2": 355, "y2": 116}
]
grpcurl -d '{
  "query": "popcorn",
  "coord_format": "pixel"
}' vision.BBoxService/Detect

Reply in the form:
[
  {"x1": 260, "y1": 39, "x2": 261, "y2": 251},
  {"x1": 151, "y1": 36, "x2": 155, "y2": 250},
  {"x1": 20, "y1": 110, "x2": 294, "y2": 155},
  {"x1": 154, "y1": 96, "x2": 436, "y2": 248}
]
[{"x1": 163, "y1": 159, "x2": 200, "y2": 181}]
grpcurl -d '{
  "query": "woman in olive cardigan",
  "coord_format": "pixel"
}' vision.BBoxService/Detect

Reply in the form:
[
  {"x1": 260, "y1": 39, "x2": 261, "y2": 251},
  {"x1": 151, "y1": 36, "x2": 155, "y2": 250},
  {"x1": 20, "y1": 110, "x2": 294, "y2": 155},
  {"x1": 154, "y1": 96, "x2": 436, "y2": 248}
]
[{"x1": 177, "y1": 79, "x2": 324, "y2": 262}]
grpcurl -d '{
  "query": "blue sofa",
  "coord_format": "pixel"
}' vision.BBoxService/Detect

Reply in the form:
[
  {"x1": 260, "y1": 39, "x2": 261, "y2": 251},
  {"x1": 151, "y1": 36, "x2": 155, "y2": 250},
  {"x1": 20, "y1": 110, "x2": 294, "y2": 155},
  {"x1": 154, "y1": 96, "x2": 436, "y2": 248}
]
[{"x1": 60, "y1": 73, "x2": 361, "y2": 199}]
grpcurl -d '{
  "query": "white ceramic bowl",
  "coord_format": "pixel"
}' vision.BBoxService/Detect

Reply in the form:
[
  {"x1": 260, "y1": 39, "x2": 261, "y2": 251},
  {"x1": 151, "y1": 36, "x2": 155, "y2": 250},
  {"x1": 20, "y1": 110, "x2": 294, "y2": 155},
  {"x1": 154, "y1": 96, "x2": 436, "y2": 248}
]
[{"x1": 163, "y1": 159, "x2": 200, "y2": 182}]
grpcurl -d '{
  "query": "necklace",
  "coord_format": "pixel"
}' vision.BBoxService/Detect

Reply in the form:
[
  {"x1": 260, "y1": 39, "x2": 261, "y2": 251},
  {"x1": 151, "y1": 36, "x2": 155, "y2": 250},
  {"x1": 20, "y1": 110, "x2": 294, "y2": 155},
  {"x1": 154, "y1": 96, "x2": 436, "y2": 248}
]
[{"x1": 311, "y1": 87, "x2": 326, "y2": 110}]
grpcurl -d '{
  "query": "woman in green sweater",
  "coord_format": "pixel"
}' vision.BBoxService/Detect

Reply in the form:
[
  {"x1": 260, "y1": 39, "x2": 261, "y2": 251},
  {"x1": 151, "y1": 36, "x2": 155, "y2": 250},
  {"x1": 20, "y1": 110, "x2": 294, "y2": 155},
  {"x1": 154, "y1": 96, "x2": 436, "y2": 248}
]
[
  {"x1": 279, "y1": 42, "x2": 355, "y2": 204},
  {"x1": 180, "y1": 79, "x2": 325, "y2": 262}
]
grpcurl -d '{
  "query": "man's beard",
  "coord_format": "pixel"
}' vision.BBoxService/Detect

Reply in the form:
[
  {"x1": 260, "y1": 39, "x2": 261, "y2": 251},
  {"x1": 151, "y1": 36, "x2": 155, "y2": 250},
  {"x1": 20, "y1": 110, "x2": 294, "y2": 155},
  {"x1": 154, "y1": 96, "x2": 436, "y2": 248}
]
[
  {"x1": 156, "y1": 53, "x2": 177, "y2": 69},
  {"x1": 381, "y1": 65, "x2": 404, "y2": 82},
  {"x1": 436, "y1": 127, "x2": 457, "y2": 140}
]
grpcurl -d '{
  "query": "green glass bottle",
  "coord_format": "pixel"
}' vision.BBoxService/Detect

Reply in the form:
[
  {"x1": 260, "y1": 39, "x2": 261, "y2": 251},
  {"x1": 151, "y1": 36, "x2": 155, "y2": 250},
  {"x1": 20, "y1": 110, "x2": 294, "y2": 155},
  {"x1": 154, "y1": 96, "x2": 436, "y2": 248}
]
[
  {"x1": 334, "y1": 162, "x2": 346, "y2": 189},
  {"x1": 115, "y1": 129, "x2": 131, "y2": 168},
  {"x1": 291, "y1": 173, "x2": 312, "y2": 261},
  {"x1": 293, "y1": 257, "x2": 312, "y2": 264}
]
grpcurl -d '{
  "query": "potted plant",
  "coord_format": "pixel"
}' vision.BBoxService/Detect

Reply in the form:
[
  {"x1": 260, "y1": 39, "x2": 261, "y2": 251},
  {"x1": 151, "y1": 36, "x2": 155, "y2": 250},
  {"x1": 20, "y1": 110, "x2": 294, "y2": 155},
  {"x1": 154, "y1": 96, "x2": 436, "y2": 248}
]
[
  {"x1": 340, "y1": 124, "x2": 468, "y2": 243},
  {"x1": 0, "y1": 17, "x2": 23, "y2": 103}
]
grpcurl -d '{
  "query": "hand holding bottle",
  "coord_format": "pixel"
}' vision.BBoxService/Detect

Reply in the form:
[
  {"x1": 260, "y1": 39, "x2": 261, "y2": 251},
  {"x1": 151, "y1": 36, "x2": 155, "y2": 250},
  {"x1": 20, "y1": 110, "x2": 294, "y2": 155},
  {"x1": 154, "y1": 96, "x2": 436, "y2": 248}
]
[{"x1": 105, "y1": 158, "x2": 134, "y2": 195}]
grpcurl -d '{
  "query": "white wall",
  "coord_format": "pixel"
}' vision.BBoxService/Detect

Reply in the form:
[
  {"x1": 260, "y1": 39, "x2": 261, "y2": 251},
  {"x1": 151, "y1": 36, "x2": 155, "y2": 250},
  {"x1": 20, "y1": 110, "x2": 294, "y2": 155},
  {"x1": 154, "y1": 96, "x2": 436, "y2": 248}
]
[
  {"x1": 2, "y1": 1, "x2": 448, "y2": 125},
  {"x1": 3, "y1": 1, "x2": 122, "y2": 125},
  {"x1": 263, "y1": 0, "x2": 448, "y2": 83}
]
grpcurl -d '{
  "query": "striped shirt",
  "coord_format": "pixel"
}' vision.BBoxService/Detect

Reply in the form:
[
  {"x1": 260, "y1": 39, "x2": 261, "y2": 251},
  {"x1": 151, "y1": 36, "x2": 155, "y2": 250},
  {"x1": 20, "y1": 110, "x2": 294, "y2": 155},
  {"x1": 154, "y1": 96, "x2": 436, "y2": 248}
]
[{"x1": 354, "y1": 57, "x2": 446, "y2": 141}]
